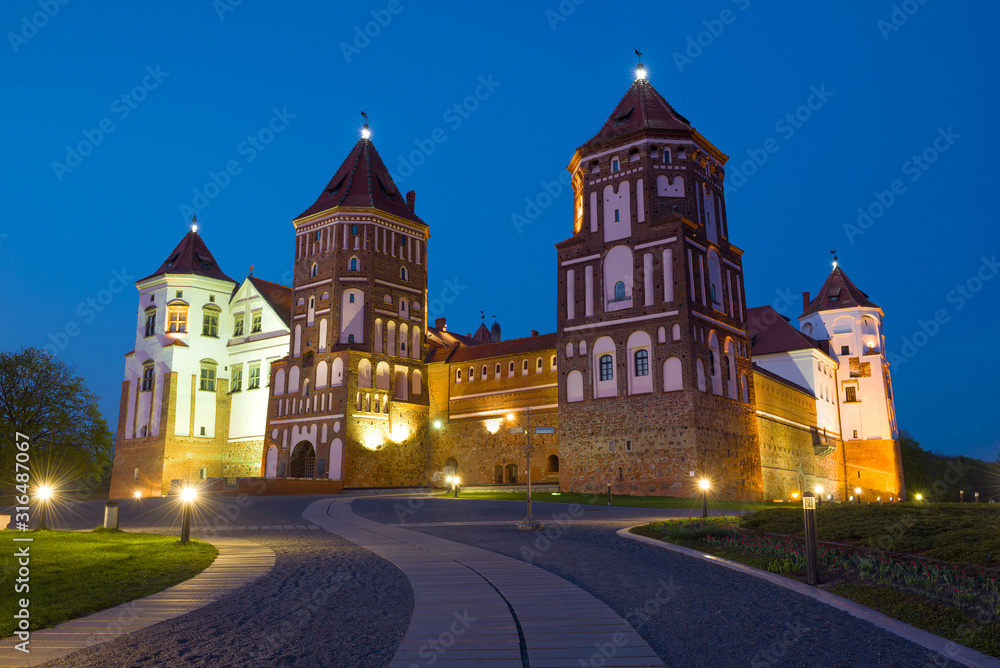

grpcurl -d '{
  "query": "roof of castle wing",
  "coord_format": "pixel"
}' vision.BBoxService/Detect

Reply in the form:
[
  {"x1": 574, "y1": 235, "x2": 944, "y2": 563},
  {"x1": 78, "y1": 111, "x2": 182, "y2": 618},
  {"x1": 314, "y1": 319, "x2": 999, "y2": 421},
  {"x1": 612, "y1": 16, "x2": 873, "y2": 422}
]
[
  {"x1": 800, "y1": 266, "x2": 878, "y2": 317},
  {"x1": 748, "y1": 305, "x2": 824, "y2": 356},
  {"x1": 577, "y1": 78, "x2": 694, "y2": 153},
  {"x1": 296, "y1": 137, "x2": 424, "y2": 225},
  {"x1": 247, "y1": 276, "x2": 292, "y2": 327},
  {"x1": 138, "y1": 230, "x2": 236, "y2": 284}
]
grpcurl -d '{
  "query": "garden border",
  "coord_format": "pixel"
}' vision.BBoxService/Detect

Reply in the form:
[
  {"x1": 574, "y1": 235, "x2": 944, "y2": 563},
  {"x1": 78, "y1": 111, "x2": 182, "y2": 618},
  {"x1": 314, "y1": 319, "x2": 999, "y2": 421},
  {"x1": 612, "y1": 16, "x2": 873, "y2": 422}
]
[{"x1": 618, "y1": 526, "x2": 1000, "y2": 668}]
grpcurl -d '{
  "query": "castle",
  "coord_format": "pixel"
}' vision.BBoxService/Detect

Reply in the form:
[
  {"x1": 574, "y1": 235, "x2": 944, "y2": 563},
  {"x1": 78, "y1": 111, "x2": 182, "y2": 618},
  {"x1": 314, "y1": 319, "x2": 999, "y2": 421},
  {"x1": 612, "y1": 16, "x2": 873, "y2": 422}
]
[{"x1": 109, "y1": 70, "x2": 905, "y2": 502}]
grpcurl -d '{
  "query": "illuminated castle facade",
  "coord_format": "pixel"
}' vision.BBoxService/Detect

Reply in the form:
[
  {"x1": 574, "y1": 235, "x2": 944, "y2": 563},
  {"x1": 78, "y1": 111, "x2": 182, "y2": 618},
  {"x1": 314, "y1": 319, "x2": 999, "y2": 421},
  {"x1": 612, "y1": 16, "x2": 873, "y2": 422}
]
[{"x1": 110, "y1": 74, "x2": 905, "y2": 501}]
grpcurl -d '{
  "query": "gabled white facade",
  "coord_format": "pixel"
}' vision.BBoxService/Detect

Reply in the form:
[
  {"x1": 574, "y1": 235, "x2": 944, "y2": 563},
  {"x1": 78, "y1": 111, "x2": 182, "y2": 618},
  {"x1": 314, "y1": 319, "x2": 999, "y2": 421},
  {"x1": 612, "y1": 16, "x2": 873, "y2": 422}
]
[
  {"x1": 799, "y1": 306, "x2": 898, "y2": 443},
  {"x1": 121, "y1": 274, "x2": 289, "y2": 446}
]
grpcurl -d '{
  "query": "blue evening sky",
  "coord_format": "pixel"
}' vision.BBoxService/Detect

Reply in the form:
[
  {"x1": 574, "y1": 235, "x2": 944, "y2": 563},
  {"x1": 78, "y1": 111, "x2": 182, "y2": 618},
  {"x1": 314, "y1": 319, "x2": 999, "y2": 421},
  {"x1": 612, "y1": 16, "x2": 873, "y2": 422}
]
[{"x1": 2, "y1": 2, "x2": 997, "y2": 460}]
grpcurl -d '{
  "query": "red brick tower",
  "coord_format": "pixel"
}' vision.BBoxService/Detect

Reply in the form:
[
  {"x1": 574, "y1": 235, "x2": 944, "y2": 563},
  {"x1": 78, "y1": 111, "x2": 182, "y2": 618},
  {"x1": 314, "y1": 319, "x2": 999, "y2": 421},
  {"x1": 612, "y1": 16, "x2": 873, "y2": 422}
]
[
  {"x1": 263, "y1": 125, "x2": 430, "y2": 487},
  {"x1": 555, "y1": 67, "x2": 763, "y2": 499}
]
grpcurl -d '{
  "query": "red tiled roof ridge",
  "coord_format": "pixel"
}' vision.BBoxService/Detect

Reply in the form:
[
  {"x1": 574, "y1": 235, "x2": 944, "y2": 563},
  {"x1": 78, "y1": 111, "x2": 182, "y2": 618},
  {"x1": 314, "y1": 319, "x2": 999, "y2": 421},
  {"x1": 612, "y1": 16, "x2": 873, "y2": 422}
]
[
  {"x1": 577, "y1": 78, "x2": 693, "y2": 153},
  {"x1": 748, "y1": 305, "x2": 824, "y2": 356},
  {"x1": 138, "y1": 230, "x2": 237, "y2": 285},
  {"x1": 800, "y1": 266, "x2": 878, "y2": 317}
]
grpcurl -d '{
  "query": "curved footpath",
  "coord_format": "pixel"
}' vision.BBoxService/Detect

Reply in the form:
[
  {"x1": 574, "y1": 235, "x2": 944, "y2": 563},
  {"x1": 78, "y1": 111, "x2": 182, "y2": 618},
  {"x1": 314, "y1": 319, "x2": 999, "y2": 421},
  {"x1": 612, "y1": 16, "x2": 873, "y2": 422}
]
[
  {"x1": 304, "y1": 497, "x2": 664, "y2": 667},
  {"x1": 0, "y1": 536, "x2": 274, "y2": 667}
]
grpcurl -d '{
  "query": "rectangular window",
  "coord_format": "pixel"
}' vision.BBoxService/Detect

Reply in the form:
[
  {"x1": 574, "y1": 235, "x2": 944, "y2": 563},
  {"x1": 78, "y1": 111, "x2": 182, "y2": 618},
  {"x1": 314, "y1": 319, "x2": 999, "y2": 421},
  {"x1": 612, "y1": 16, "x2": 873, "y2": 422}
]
[
  {"x1": 600, "y1": 354, "x2": 614, "y2": 381},
  {"x1": 845, "y1": 386, "x2": 857, "y2": 402},
  {"x1": 141, "y1": 366, "x2": 154, "y2": 392},
  {"x1": 168, "y1": 308, "x2": 187, "y2": 333},
  {"x1": 251, "y1": 311, "x2": 262, "y2": 334},
  {"x1": 634, "y1": 350, "x2": 649, "y2": 377},
  {"x1": 853, "y1": 429, "x2": 859, "y2": 439},
  {"x1": 351, "y1": 224, "x2": 358, "y2": 235},
  {"x1": 248, "y1": 364, "x2": 261, "y2": 389},
  {"x1": 231, "y1": 366, "x2": 243, "y2": 392},
  {"x1": 144, "y1": 311, "x2": 156, "y2": 337},
  {"x1": 841, "y1": 345, "x2": 850, "y2": 355},
  {"x1": 134, "y1": 468, "x2": 139, "y2": 481},
  {"x1": 614, "y1": 209, "x2": 620, "y2": 222},
  {"x1": 176, "y1": 290, "x2": 183, "y2": 299},
  {"x1": 202, "y1": 311, "x2": 219, "y2": 337},
  {"x1": 200, "y1": 426, "x2": 206, "y2": 436},
  {"x1": 200, "y1": 468, "x2": 207, "y2": 480},
  {"x1": 233, "y1": 314, "x2": 245, "y2": 337},
  {"x1": 625, "y1": 440, "x2": 633, "y2": 452},
  {"x1": 200, "y1": 365, "x2": 216, "y2": 391},
  {"x1": 612, "y1": 159, "x2": 619, "y2": 172},
  {"x1": 209, "y1": 294, "x2": 215, "y2": 302}
]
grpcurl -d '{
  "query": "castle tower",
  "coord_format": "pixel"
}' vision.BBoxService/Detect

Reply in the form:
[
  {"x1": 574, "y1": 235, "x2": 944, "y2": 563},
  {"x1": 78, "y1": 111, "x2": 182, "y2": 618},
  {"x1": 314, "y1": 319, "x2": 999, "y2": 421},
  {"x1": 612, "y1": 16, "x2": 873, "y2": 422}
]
[
  {"x1": 555, "y1": 66, "x2": 762, "y2": 499},
  {"x1": 263, "y1": 125, "x2": 431, "y2": 487},
  {"x1": 109, "y1": 227, "x2": 238, "y2": 498},
  {"x1": 799, "y1": 264, "x2": 904, "y2": 499}
]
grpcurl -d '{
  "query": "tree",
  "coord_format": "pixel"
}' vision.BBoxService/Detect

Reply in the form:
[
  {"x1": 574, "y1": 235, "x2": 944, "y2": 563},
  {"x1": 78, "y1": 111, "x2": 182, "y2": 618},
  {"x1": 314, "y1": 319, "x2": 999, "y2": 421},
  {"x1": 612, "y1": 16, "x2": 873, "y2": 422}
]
[{"x1": 0, "y1": 347, "x2": 113, "y2": 488}]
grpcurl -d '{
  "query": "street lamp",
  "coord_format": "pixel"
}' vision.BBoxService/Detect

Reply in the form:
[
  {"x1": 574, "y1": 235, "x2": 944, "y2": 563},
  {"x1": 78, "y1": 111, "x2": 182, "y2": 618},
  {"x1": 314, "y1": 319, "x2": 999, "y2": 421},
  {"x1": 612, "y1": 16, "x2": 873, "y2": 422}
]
[
  {"x1": 855, "y1": 487, "x2": 862, "y2": 504},
  {"x1": 36, "y1": 485, "x2": 52, "y2": 530},
  {"x1": 180, "y1": 487, "x2": 197, "y2": 545},
  {"x1": 450, "y1": 476, "x2": 460, "y2": 499},
  {"x1": 699, "y1": 478, "x2": 710, "y2": 518},
  {"x1": 514, "y1": 408, "x2": 542, "y2": 531},
  {"x1": 915, "y1": 493, "x2": 923, "y2": 501},
  {"x1": 133, "y1": 490, "x2": 142, "y2": 499}
]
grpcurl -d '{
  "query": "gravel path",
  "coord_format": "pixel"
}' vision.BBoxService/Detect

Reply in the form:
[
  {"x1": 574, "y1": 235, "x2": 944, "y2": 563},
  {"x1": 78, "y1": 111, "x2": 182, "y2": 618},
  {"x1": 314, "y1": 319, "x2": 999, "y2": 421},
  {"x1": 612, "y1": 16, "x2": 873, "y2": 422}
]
[
  {"x1": 35, "y1": 497, "x2": 413, "y2": 668},
  {"x1": 353, "y1": 497, "x2": 962, "y2": 668}
]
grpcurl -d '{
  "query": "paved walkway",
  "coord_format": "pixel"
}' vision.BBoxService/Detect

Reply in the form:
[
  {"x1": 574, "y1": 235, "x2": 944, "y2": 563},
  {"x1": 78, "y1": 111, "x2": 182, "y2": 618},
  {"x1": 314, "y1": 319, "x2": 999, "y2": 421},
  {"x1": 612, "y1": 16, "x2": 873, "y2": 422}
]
[
  {"x1": 303, "y1": 498, "x2": 664, "y2": 668},
  {"x1": 0, "y1": 537, "x2": 274, "y2": 667}
]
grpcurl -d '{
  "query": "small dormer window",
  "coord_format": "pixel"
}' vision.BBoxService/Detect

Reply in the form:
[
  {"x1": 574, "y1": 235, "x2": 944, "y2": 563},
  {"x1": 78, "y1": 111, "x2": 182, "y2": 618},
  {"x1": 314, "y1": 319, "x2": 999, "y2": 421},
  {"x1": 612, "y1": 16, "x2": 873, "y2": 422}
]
[{"x1": 613, "y1": 107, "x2": 633, "y2": 127}]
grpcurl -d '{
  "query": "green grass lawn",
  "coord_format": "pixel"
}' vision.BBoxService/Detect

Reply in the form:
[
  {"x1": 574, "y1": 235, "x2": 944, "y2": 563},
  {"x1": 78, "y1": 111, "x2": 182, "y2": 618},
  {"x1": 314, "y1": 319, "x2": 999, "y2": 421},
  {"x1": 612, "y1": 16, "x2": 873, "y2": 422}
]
[
  {"x1": 740, "y1": 503, "x2": 1000, "y2": 566},
  {"x1": 444, "y1": 490, "x2": 787, "y2": 511},
  {"x1": 0, "y1": 529, "x2": 217, "y2": 638}
]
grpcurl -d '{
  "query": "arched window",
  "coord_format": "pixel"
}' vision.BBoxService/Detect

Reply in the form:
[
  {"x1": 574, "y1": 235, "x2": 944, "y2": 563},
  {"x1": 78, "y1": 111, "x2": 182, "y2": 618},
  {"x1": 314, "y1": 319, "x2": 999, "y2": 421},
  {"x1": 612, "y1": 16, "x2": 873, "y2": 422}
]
[
  {"x1": 495, "y1": 363, "x2": 501, "y2": 377},
  {"x1": 634, "y1": 350, "x2": 649, "y2": 376},
  {"x1": 536, "y1": 357, "x2": 543, "y2": 371},
  {"x1": 274, "y1": 368, "x2": 286, "y2": 395},
  {"x1": 672, "y1": 324, "x2": 681, "y2": 341},
  {"x1": 696, "y1": 359, "x2": 707, "y2": 392},
  {"x1": 522, "y1": 359, "x2": 529, "y2": 374},
  {"x1": 481, "y1": 365, "x2": 488, "y2": 380},
  {"x1": 663, "y1": 357, "x2": 683, "y2": 392},
  {"x1": 358, "y1": 359, "x2": 372, "y2": 388},
  {"x1": 394, "y1": 370, "x2": 407, "y2": 400},
  {"x1": 400, "y1": 267, "x2": 408, "y2": 280},
  {"x1": 376, "y1": 362, "x2": 391, "y2": 390},
  {"x1": 614, "y1": 281, "x2": 626, "y2": 300},
  {"x1": 546, "y1": 455, "x2": 559, "y2": 473},
  {"x1": 310, "y1": 263, "x2": 318, "y2": 277},
  {"x1": 349, "y1": 257, "x2": 358, "y2": 271},
  {"x1": 508, "y1": 361, "x2": 515, "y2": 376},
  {"x1": 599, "y1": 355, "x2": 614, "y2": 381},
  {"x1": 412, "y1": 369, "x2": 423, "y2": 395},
  {"x1": 550, "y1": 355, "x2": 557, "y2": 370},
  {"x1": 348, "y1": 334, "x2": 355, "y2": 343},
  {"x1": 566, "y1": 370, "x2": 584, "y2": 402},
  {"x1": 565, "y1": 342, "x2": 574, "y2": 358},
  {"x1": 657, "y1": 326, "x2": 666, "y2": 343},
  {"x1": 468, "y1": 367, "x2": 474, "y2": 381},
  {"x1": 455, "y1": 368, "x2": 462, "y2": 383},
  {"x1": 579, "y1": 340, "x2": 587, "y2": 355}
]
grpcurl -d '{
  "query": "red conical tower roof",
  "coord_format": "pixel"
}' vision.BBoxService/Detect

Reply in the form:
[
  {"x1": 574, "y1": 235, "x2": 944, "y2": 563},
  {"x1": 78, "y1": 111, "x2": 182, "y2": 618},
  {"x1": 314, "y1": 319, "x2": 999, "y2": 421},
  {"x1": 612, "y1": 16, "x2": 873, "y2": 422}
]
[
  {"x1": 139, "y1": 228, "x2": 236, "y2": 284},
  {"x1": 297, "y1": 136, "x2": 423, "y2": 225},
  {"x1": 578, "y1": 77, "x2": 694, "y2": 153},
  {"x1": 801, "y1": 266, "x2": 878, "y2": 317}
]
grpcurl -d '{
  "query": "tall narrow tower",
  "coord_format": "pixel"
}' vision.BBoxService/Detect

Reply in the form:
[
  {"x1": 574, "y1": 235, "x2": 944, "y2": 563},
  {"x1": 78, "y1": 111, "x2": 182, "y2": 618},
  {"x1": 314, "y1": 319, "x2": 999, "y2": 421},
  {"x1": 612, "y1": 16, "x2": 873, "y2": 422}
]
[
  {"x1": 800, "y1": 265, "x2": 904, "y2": 498},
  {"x1": 263, "y1": 125, "x2": 431, "y2": 487},
  {"x1": 555, "y1": 66, "x2": 762, "y2": 499}
]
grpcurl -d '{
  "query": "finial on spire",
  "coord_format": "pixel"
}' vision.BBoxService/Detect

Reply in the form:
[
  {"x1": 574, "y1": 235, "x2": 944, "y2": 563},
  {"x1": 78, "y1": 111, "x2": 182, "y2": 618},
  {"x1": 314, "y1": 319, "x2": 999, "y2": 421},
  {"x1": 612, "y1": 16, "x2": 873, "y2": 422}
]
[
  {"x1": 480, "y1": 310, "x2": 485, "y2": 323},
  {"x1": 191, "y1": 214, "x2": 198, "y2": 233},
  {"x1": 830, "y1": 249, "x2": 838, "y2": 268},
  {"x1": 249, "y1": 264, "x2": 254, "y2": 277},
  {"x1": 360, "y1": 110, "x2": 371, "y2": 139},
  {"x1": 634, "y1": 48, "x2": 647, "y2": 80}
]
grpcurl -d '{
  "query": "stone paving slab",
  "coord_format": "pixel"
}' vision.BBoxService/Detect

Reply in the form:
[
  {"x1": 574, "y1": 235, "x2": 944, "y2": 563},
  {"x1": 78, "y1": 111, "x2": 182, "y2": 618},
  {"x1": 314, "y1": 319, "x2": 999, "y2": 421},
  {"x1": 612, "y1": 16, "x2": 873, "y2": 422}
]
[
  {"x1": 304, "y1": 498, "x2": 665, "y2": 668},
  {"x1": 0, "y1": 537, "x2": 274, "y2": 667}
]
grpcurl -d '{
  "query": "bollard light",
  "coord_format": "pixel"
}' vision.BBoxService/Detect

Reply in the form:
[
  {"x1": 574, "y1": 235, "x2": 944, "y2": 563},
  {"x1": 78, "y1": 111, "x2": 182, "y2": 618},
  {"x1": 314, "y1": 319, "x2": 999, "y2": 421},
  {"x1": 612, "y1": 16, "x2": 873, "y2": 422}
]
[
  {"x1": 607, "y1": 481, "x2": 612, "y2": 506},
  {"x1": 802, "y1": 492, "x2": 819, "y2": 585},
  {"x1": 453, "y1": 477, "x2": 460, "y2": 499},
  {"x1": 36, "y1": 485, "x2": 53, "y2": 530},
  {"x1": 180, "y1": 487, "x2": 197, "y2": 545},
  {"x1": 699, "y1": 478, "x2": 710, "y2": 518},
  {"x1": 855, "y1": 487, "x2": 862, "y2": 504}
]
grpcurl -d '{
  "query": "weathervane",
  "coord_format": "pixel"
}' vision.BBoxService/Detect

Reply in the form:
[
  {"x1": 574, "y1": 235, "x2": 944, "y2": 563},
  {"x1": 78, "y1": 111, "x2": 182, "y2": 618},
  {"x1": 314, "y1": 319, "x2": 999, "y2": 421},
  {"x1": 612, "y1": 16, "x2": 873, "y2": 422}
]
[
  {"x1": 191, "y1": 214, "x2": 198, "y2": 233},
  {"x1": 634, "y1": 48, "x2": 647, "y2": 80},
  {"x1": 360, "y1": 110, "x2": 371, "y2": 139}
]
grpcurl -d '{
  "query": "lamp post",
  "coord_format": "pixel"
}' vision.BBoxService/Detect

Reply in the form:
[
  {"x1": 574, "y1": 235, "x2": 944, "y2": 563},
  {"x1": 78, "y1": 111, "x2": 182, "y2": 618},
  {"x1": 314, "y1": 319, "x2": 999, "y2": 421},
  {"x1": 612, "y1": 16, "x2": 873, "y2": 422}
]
[
  {"x1": 699, "y1": 478, "x2": 710, "y2": 518},
  {"x1": 802, "y1": 492, "x2": 819, "y2": 585},
  {"x1": 515, "y1": 408, "x2": 541, "y2": 531},
  {"x1": 453, "y1": 476, "x2": 460, "y2": 499},
  {"x1": 36, "y1": 485, "x2": 52, "y2": 531},
  {"x1": 960, "y1": 490, "x2": 964, "y2": 503},
  {"x1": 855, "y1": 487, "x2": 862, "y2": 504},
  {"x1": 915, "y1": 493, "x2": 923, "y2": 501},
  {"x1": 975, "y1": 492, "x2": 980, "y2": 503},
  {"x1": 180, "y1": 487, "x2": 197, "y2": 545}
]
